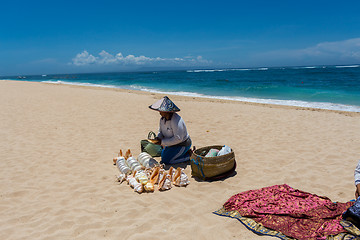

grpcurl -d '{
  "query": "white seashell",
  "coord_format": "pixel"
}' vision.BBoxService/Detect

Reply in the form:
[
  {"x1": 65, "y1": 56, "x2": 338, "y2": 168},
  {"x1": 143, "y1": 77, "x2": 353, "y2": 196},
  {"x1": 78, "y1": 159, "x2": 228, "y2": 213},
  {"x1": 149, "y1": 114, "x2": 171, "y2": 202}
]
[
  {"x1": 115, "y1": 156, "x2": 125, "y2": 163},
  {"x1": 128, "y1": 176, "x2": 137, "y2": 188},
  {"x1": 134, "y1": 165, "x2": 143, "y2": 172},
  {"x1": 128, "y1": 176, "x2": 144, "y2": 193},
  {"x1": 160, "y1": 178, "x2": 171, "y2": 191},
  {"x1": 126, "y1": 156, "x2": 142, "y2": 171},
  {"x1": 116, "y1": 157, "x2": 131, "y2": 174},
  {"x1": 173, "y1": 168, "x2": 190, "y2": 187},
  {"x1": 142, "y1": 158, "x2": 150, "y2": 167},
  {"x1": 116, "y1": 173, "x2": 127, "y2": 183},
  {"x1": 158, "y1": 173, "x2": 172, "y2": 191},
  {"x1": 138, "y1": 152, "x2": 151, "y2": 165},
  {"x1": 133, "y1": 182, "x2": 143, "y2": 193},
  {"x1": 135, "y1": 171, "x2": 149, "y2": 185},
  {"x1": 137, "y1": 152, "x2": 159, "y2": 168},
  {"x1": 178, "y1": 171, "x2": 190, "y2": 187}
]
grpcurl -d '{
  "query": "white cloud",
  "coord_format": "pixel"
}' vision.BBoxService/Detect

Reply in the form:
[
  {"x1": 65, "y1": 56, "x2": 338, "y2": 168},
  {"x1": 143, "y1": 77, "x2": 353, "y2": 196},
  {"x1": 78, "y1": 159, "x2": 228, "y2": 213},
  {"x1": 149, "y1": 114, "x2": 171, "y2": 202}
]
[
  {"x1": 71, "y1": 50, "x2": 211, "y2": 66},
  {"x1": 255, "y1": 38, "x2": 360, "y2": 65},
  {"x1": 72, "y1": 51, "x2": 97, "y2": 65}
]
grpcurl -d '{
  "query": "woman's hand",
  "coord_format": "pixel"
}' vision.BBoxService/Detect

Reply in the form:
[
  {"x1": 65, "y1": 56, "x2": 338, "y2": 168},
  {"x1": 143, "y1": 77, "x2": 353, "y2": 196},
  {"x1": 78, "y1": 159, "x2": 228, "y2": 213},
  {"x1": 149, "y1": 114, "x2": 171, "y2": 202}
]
[
  {"x1": 149, "y1": 138, "x2": 161, "y2": 145},
  {"x1": 355, "y1": 184, "x2": 360, "y2": 199}
]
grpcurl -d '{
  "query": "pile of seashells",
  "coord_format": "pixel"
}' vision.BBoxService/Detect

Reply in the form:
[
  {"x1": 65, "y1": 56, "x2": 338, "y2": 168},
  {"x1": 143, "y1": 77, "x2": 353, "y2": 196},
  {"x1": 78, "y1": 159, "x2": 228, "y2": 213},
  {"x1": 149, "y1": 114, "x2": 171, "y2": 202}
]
[{"x1": 113, "y1": 149, "x2": 190, "y2": 193}]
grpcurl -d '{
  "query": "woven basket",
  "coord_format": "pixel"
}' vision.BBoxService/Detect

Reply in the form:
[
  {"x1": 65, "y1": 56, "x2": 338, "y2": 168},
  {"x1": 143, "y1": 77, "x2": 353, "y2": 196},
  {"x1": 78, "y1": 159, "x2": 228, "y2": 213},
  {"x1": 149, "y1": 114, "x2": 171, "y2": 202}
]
[{"x1": 190, "y1": 145, "x2": 235, "y2": 180}]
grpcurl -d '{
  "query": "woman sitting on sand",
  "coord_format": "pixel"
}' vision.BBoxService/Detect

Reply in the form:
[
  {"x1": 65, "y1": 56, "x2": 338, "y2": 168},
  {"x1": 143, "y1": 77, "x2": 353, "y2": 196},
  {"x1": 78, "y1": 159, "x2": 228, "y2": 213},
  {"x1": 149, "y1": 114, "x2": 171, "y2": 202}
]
[{"x1": 149, "y1": 96, "x2": 192, "y2": 165}]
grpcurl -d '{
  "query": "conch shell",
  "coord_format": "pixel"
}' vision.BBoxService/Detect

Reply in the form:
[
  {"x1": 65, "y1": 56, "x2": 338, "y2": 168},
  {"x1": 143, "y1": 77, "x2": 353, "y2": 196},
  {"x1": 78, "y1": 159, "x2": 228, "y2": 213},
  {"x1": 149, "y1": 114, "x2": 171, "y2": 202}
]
[
  {"x1": 173, "y1": 168, "x2": 190, "y2": 187},
  {"x1": 158, "y1": 172, "x2": 172, "y2": 191},
  {"x1": 150, "y1": 166, "x2": 160, "y2": 185},
  {"x1": 168, "y1": 166, "x2": 175, "y2": 181}
]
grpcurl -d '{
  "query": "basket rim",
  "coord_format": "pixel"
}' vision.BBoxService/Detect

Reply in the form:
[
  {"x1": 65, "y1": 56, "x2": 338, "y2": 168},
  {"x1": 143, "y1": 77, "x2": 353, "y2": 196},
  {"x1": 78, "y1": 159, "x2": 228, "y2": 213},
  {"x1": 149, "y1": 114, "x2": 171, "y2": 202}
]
[{"x1": 192, "y1": 145, "x2": 234, "y2": 159}]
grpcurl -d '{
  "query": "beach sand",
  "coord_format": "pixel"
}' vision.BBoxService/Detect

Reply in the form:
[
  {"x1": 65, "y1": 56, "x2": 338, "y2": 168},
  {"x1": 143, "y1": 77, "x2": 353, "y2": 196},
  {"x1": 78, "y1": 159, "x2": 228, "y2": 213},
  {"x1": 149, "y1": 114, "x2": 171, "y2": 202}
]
[{"x1": 1, "y1": 80, "x2": 360, "y2": 239}]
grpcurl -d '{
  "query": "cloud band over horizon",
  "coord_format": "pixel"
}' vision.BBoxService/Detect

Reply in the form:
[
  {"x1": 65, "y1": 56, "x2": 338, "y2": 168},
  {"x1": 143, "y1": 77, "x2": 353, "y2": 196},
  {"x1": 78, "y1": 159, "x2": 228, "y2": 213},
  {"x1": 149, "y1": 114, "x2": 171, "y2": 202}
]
[
  {"x1": 71, "y1": 50, "x2": 211, "y2": 67},
  {"x1": 71, "y1": 38, "x2": 360, "y2": 69}
]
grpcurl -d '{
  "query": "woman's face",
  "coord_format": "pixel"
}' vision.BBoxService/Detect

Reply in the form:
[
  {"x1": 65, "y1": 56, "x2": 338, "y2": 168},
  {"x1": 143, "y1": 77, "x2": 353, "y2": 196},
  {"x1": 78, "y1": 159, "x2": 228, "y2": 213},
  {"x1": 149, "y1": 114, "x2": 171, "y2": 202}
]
[{"x1": 160, "y1": 111, "x2": 172, "y2": 120}]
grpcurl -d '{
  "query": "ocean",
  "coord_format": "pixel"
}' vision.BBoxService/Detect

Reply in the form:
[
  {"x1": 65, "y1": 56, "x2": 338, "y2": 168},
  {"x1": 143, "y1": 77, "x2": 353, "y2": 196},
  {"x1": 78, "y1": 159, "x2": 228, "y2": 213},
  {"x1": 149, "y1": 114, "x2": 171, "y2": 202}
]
[{"x1": 2, "y1": 64, "x2": 360, "y2": 112}]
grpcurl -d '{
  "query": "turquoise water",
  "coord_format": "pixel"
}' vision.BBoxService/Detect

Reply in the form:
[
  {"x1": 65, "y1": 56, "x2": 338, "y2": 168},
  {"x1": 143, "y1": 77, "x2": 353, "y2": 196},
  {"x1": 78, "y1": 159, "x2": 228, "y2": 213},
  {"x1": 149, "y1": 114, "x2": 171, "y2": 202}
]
[{"x1": 2, "y1": 65, "x2": 360, "y2": 112}]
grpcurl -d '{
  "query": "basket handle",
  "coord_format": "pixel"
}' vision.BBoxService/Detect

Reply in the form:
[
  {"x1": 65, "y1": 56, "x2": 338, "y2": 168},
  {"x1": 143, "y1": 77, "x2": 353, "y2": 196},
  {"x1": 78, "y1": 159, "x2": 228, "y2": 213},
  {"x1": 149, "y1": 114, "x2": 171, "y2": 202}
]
[{"x1": 148, "y1": 131, "x2": 157, "y2": 140}]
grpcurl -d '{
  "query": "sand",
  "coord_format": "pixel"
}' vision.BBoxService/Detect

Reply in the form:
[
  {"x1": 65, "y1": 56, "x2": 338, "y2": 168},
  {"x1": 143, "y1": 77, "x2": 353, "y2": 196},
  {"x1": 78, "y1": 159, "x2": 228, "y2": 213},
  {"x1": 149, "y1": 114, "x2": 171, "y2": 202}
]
[{"x1": 1, "y1": 80, "x2": 360, "y2": 239}]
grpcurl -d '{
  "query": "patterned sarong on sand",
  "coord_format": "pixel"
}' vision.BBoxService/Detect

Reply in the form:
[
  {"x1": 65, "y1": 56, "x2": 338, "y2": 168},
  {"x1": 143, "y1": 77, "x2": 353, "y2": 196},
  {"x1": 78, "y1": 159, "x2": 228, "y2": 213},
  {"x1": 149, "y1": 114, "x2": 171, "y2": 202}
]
[{"x1": 214, "y1": 184, "x2": 356, "y2": 240}]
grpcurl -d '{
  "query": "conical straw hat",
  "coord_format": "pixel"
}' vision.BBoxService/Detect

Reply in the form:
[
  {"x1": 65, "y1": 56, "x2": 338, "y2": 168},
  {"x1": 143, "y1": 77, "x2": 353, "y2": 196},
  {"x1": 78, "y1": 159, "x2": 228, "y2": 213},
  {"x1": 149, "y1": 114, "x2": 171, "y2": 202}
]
[{"x1": 149, "y1": 96, "x2": 180, "y2": 112}]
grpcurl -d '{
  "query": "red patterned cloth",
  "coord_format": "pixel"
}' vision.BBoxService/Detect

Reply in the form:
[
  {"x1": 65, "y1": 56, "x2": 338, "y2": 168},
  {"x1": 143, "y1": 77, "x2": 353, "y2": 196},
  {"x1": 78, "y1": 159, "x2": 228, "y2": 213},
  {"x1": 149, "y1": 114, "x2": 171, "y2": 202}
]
[{"x1": 223, "y1": 184, "x2": 353, "y2": 240}]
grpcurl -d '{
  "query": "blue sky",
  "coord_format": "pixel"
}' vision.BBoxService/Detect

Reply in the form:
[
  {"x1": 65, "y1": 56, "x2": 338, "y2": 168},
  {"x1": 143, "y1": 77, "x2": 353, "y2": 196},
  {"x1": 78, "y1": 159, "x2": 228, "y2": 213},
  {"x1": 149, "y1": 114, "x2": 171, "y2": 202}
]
[{"x1": 1, "y1": 0, "x2": 360, "y2": 76}]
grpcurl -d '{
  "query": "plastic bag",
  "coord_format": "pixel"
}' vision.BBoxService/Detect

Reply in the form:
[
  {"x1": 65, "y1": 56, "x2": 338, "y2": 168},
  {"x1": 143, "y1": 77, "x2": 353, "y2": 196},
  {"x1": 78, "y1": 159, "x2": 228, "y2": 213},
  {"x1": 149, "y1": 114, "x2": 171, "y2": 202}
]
[
  {"x1": 205, "y1": 148, "x2": 219, "y2": 157},
  {"x1": 217, "y1": 145, "x2": 232, "y2": 156}
]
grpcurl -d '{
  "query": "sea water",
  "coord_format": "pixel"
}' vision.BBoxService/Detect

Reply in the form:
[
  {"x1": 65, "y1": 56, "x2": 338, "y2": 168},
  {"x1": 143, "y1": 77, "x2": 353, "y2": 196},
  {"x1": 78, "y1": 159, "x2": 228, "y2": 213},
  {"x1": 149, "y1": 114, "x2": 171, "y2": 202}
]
[{"x1": 2, "y1": 65, "x2": 360, "y2": 112}]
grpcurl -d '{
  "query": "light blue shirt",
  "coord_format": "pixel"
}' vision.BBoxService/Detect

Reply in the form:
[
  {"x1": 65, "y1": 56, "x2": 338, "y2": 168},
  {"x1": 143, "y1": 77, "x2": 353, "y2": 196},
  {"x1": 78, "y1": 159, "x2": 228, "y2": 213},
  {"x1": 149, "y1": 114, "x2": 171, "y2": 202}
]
[
  {"x1": 355, "y1": 160, "x2": 360, "y2": 186},
  {"x1": 157, "y1": 113, "x2": 189, "y2": 147}
]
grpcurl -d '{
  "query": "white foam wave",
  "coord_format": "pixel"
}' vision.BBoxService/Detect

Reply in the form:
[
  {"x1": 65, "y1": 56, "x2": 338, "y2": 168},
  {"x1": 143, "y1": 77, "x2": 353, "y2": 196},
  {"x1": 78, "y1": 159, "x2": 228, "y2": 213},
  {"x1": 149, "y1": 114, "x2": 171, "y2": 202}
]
[
  {"x1": 125, "y1": 86, "x2": 360, "y2": 112},
  {"x1": 42, "y1": 80, "x2": 121, "y2": 89},
  {"x1": 42, "y1": 80, "x2": 360, "y2": 113},
  {"x1": 187, "y1": 67, "x2": 268, "y2": 72},
  {"x1": 291, "y1": 66, "x2": 321, "y2": 69},
  {"x1": 187, "y1": 69, "x2": 225, "y2": 73},
  {"x1": 335, "y1": 65, "x2": 360, "y2": 68}
]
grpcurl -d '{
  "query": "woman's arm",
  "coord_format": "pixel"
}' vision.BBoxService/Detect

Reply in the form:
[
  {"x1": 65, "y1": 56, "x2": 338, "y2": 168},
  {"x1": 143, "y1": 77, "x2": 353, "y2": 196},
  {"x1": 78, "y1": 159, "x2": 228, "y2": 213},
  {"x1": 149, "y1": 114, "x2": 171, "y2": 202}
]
[{"x1": 355, "y1": 160, "x2": 360, "y2": 198}]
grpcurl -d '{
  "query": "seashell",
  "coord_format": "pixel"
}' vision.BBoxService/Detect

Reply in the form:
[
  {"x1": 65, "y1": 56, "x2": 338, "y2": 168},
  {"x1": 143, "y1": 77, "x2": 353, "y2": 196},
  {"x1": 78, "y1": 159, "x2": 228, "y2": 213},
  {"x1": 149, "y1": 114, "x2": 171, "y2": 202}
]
[
  {"x1": 168, "y1": 167, "x2": 175, "y2": 181},
  {"x1": 127, "y1": 176, "x2": 137, "y2": 187},
  {"x1": 116, "y1": 157, "x2": 131, "y2": 174},
  {"x1": 125, "y1": 149, "x2": 131, "y2": 160},
  {"x1": 138, "y1": 152, "x2": 159, "y2": 168},
  {"x1": 173, "y1": 168, "x2": 190, "y2": 187},
  {"x1": 145, "y1": 168, "x2": 153, "y2": 178},
  {"x1": 135, "y1": 171, "x2": 149, "y2": 185},
  {"x1": 127, "y1": 176, "x2": 143, "y2": 193},
  {"x1": 133, "y1": 165, "x2": 143, "y2": 172},
  {"x1": 133, "y1": 182, "x2": 144, "y2": 193},
  {"x1": 158, "y1": 172, "x2": 172, "y2": 191},
  {"x1": 126, "y1": 156, "x2": 143, "y2": 171},
  {"x1": 158, "y1": 169, "x2": 165, "y2": 179},
  {"x1": 150, "y1": 166, "x2": 160, "y2": 185},
  {"x1": 116, "y1": 173, "x2": 127, "y2": 183},
  {"x1": 138, "y1": 152, "x2": 151, "y2": 165},
  {"x1": 114, "y1": 149, "x2": 124, "y2": 164},
  {"x1": 142, "y1": 158, "x2": 150, "y2": 168},
  {"x1": 144, "y1": 182, "x2": 154, "y2": 192}
]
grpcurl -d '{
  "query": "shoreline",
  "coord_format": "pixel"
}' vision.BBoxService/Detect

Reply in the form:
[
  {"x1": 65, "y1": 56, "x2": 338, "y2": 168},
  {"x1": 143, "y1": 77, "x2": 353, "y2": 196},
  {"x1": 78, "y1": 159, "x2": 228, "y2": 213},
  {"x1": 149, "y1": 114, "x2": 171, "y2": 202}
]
[
  {"x1": 40, "y1": 80, "x2": 360, "y2": 113},
  {"x1": 4, "y1": 79, "x2": 360, "y2": 116},
  {"x1": 1, "y1": 80, "x2": 360, "y2": 239}
]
